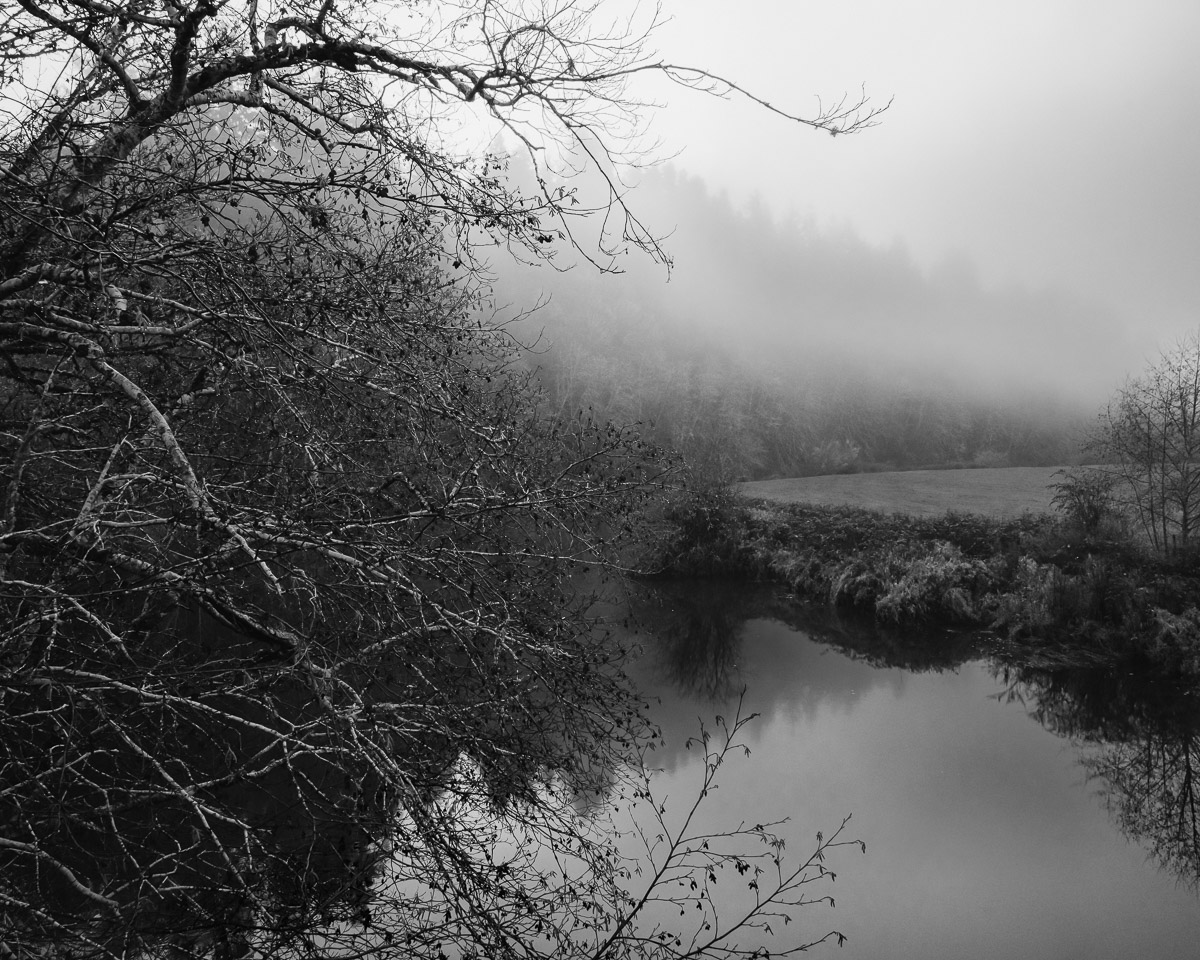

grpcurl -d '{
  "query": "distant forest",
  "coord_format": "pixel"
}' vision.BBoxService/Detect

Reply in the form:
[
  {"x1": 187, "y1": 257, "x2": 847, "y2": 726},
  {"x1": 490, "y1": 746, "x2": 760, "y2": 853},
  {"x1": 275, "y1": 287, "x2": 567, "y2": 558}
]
[{"x1": 497, "y1": 168, "x2": 1128, "y2": 480}]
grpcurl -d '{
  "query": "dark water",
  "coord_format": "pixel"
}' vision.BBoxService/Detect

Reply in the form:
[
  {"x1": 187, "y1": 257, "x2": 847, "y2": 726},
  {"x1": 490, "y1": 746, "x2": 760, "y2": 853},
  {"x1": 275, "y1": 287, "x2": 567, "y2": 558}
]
[{"x1": 615, "y1": 581, "x2": 1200, "y2": 960}]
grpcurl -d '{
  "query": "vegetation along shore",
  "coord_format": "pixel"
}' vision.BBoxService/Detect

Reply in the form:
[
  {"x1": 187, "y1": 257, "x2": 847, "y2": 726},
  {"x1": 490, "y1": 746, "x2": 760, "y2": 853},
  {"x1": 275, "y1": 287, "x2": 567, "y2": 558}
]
[{"x1": 653, "y1": 467, "x2": 1200, "y2": 679}]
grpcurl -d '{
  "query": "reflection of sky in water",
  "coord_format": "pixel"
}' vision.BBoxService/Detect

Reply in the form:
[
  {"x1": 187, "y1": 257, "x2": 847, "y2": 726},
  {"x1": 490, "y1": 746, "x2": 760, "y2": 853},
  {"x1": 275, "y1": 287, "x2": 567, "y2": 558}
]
[{"x1": 625, "y1": 613, "x2": 1200, "y2": 960}]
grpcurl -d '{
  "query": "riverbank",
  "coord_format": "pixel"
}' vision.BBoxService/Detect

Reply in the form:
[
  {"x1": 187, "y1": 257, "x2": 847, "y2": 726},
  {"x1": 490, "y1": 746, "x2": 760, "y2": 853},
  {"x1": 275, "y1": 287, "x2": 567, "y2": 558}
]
[{"x1": 652, "y1": 485, "x2": 1200, "y2": 677}]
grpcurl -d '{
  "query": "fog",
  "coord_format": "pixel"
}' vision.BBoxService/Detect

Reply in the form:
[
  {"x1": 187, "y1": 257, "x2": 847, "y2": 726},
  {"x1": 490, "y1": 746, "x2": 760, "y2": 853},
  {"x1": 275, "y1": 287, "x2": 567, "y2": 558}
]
[
  {"x1": 492, "y1": 166, "x2": 1127, "y2": 477},
  {"x1": 485, "y1": 2, "x2": 1200, "y2": 478},
  {"x1": 482, "y1": 0, "x2": 1200, "y2": 477},
  {"x1": 648, "y1": 0, "x2": 1200, "y2": 350},
  {"x1": 618, "y1": 168, "x2": 1134, "y2": 401}
]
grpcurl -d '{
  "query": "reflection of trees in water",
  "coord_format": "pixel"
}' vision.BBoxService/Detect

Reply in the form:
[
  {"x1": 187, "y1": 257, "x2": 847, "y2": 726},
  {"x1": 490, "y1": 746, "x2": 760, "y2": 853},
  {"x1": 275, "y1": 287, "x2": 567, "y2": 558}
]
[
  {"x1": 629, "y1": 581, "x2": 980, "y2": 702},
  {"x1": 632, "y1": 579, "x2": 1200, "y2": 889},
  {"x1": 628, "y1": 580, "x2": 981, "y2": 709},
  {"x1": 995, "y1": 660, "x2": 1200, "y2": 887},
  {"x1": 761, "y1": 598, "x2": 981, "y2": 673},
  {"x1": 1086, "y1": 731, "x2": 1200, "y2": 886},
  {"x1": 629, "y1": 581, "x2": 757, "y2": 701}
]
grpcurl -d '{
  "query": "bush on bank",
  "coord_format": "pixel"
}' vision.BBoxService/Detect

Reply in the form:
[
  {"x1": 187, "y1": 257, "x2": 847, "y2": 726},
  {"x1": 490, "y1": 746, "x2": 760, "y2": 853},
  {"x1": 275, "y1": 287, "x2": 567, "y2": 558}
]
[{"x1": 651, "y1": 488, "x2": 1200, "y2": 676}]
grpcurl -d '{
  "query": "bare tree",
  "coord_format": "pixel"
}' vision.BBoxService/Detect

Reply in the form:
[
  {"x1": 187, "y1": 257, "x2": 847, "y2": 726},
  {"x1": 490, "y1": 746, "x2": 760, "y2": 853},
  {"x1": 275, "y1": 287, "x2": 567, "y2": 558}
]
[
  {"x1": 1092, "y1": 332, "x2": 1200, "y2": 556},
  {"x1": 0, "y1": 178, "x2": 666, "y2": 957},
  {"x1": 0, "y1": 0, "x2": 884, "y2": 277},
  {"x1": 1, "y1": 2, "x2": 874, "y2": 957}
]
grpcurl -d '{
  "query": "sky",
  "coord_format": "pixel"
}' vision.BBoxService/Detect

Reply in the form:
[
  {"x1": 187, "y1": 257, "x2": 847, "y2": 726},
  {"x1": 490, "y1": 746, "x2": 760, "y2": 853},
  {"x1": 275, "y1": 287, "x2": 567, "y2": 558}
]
[{"x1": 628, "y1": 0, "x2": 1200, "y2": 363}]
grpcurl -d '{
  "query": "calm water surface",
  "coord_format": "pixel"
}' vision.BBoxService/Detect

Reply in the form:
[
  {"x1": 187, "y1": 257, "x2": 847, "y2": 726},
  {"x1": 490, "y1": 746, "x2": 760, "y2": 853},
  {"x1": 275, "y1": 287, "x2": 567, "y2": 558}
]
[{"x1": 616, "y1": 582, "x2": 1200, "y2": 960}]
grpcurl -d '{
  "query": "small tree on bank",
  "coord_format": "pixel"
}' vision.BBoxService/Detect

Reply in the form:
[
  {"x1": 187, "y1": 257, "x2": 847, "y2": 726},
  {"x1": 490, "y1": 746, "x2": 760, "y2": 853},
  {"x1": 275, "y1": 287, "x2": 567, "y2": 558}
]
[{"x1": 1091, "y1": 332, "x2": 1200, "y2": 557}]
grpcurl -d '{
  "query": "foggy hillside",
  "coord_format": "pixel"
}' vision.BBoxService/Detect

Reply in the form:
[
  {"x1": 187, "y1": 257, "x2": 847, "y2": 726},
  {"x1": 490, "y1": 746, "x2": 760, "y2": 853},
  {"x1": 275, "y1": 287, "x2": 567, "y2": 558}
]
[{"x1": 491, "y1": 167, "x2": 1134, "y2": 479}]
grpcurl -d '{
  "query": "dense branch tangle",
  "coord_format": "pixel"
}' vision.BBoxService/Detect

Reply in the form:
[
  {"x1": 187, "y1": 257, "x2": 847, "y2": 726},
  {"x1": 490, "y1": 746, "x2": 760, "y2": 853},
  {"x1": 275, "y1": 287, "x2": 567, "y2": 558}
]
[
  {"x1": 0, "y1": 0, "x2": 884, "y2": 271},
  {"x1": 1, "y1": 5, "x2": 659, "y2": 957},
  {"x1": 0, "y1": 172, "x2": 666, "y2": 954},
  {"x1": 0, "y1": 3, "x2": 867, "y2": 958}
]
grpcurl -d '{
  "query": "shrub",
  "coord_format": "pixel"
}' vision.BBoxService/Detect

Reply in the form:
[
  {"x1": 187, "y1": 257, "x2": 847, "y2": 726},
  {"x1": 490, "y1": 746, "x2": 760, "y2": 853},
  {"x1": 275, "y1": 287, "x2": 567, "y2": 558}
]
[
  {"x1": 873, "y1": 541, "x2": 995, "y2": 624},
  {"x1": 1050, "y1": 468, "x2": 1123, "y2": 538},
  {"x1": 1145, "y1": 607, "x2": 1200, "y2": 675},
  {"x1": 829, "y1": 558, "x2": 886, "y2": 608}
]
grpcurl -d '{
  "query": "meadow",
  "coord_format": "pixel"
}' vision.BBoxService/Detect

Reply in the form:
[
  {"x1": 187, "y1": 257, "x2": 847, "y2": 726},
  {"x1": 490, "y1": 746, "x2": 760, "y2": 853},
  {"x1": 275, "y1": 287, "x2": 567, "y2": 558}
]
[{"x1": 740, "y1": 466, "x2": 1063, "y2": 518}]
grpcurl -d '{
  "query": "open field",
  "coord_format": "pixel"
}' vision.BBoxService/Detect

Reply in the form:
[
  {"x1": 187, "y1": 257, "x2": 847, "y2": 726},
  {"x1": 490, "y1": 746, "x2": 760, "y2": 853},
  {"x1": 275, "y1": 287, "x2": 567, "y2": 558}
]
[{"x1": 739, "y1": 466, "x2": 1065, "y2": 518}]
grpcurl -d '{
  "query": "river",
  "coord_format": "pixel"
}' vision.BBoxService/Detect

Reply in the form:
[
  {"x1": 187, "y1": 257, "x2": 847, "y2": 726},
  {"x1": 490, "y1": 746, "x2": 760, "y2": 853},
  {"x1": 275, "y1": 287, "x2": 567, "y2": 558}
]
[{"x1": 611, "y1": 580, "x2": 1200, "y2": 960}]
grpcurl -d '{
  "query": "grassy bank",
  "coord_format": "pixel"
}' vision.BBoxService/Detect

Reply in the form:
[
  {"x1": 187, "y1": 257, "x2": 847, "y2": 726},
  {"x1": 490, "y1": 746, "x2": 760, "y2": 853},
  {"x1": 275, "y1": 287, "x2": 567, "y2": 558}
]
[{"x1": 652, "y1": 483, "x2": 1200, "y2": 677}]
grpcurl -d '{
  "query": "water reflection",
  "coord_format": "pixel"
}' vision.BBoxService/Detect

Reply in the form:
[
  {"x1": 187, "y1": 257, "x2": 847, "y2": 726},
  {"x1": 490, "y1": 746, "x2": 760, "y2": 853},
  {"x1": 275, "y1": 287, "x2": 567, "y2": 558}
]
[
  {"x1": 635, "y1": 579, "x2": 1200, "y2": 886},
  {"x1": 759, "y1": 597, "x2": 983, "y2": 675},
  {"x1": 995, "y1": 660, "x2": 1200, "y2": 887},
  {"x1": 622, "y1": 580, "x2": 1200, "y2": 957},
  {"x1": 629, "y1": 579, "x2": 981, "y2": 706},
  {"x1": 626, "y1": 580, "x2": 753, "y2": 700}
]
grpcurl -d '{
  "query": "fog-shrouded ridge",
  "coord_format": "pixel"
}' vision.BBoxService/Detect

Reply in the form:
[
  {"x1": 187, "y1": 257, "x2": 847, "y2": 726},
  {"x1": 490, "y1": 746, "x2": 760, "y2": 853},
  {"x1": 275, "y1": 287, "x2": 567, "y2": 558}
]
[{"x1": 490, "y1": 167, "x2": 1134, "y2": 479}]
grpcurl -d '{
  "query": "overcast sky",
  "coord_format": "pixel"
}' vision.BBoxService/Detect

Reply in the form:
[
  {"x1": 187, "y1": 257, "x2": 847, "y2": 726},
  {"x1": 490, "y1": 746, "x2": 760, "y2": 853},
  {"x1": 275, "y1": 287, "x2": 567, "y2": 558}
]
[{"x1": 635, "y1": 0, "x2": 1200, "y2": 359}]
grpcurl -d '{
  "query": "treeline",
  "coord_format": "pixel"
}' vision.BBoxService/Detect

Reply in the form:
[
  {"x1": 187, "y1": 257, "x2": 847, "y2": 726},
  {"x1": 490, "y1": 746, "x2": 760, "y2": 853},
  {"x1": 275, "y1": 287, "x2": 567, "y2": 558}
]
[
  {"x1": 497, "y1": 169, "x2": 1104, "y2": 479},
  {"x1": 528, "y1": 306, "x2": 1083, "y2": 478}
]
